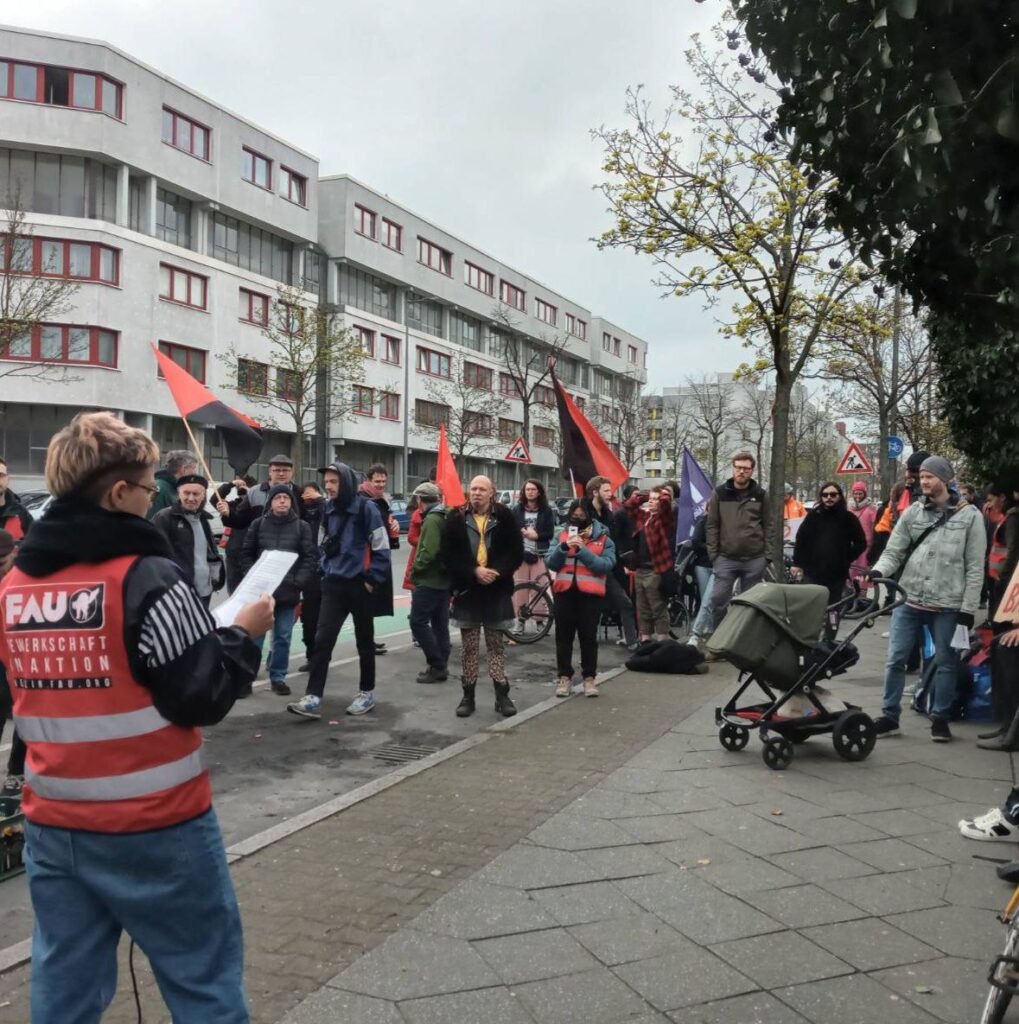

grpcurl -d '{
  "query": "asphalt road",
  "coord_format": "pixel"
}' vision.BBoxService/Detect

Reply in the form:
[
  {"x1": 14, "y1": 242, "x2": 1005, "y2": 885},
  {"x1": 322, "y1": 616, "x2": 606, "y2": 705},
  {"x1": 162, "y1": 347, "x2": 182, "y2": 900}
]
[{"x1": 0, "y1": 542, "x2": 635, "y2": 952}]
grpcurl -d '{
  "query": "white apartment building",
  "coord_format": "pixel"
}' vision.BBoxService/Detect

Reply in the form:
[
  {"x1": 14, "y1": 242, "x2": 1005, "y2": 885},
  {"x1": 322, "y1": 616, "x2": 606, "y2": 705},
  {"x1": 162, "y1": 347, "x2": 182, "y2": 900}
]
[{"x1": 0, "y1": 26, "x2": 649, "y2": 495}]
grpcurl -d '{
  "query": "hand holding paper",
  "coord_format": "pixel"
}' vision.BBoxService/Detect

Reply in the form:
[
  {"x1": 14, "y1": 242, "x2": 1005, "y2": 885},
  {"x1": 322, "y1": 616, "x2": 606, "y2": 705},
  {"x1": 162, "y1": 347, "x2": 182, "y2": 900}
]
[
  {"x1": 950, "y1": 624, "x2": 971, "y2": 651},
  {"x1": 213, "y1": 550, "x2": 297, "y2": 628}
]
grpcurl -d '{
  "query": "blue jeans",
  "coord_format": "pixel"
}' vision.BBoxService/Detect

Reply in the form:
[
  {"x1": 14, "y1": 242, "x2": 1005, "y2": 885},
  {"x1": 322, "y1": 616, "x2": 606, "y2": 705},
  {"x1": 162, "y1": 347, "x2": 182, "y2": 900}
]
[
  {"x1": 25, "y1": 808, "x2": 247, "y2": 1023},
  {"x1": 254, "y1": 603, "x2": 297, "y2": 682},
  {"x1": 410, "y1": 585, "x2": 451, "y2": 668},
  {"x1": 882, "y1": 604, "x2": 959, "y2": 723},
  {"x1": 691, "y1": 565, "x2": 714, "y2": 639}
]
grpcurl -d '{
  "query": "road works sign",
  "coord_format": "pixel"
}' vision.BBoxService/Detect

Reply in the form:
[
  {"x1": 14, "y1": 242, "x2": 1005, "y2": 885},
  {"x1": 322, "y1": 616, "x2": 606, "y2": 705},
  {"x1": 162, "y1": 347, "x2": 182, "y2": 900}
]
[
  {"x1": 836, "y1": 442, "x2": 873, "y2": 475},
  {"x1": 504, "y1": 436, "x2": 531, "y2": 463}
]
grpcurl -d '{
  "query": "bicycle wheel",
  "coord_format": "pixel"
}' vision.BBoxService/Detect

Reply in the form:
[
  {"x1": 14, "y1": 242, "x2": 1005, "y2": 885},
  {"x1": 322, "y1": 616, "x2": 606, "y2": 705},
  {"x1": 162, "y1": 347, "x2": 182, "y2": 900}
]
[
  {"x1": 983, "y1": 923, "x2": 1019, "y2": 1024},
  {"x1": 506, "y1": 582, "x2": 554, "y2": 644},
  {"x1": 668, "y1": 596, "x2": 691, "y2": 636}
]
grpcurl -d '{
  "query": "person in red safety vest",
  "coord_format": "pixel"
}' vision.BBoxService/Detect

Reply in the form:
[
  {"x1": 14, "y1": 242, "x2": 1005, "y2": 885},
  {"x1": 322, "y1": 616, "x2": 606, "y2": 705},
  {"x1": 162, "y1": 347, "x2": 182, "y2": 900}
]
[
  {"x1": 545, "y1": 500, "x2": 617, "y2": 699},
  {"x1": 0, "y1": 411, "x2": 273, "y2": 1024},
  {"x1": 0, "y1": 456, "x2": 34, "y2": 543}
]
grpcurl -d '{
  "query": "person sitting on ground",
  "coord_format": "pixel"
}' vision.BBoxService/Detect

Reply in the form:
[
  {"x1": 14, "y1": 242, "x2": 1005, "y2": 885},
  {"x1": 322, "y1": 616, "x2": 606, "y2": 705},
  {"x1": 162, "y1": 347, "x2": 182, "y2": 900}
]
[
  {"x1": 409, "y1": 482, "x2": 451, "y2": 684},
  {"x1": 546, "y1": 500, "x2": 616, "y2": 698}
]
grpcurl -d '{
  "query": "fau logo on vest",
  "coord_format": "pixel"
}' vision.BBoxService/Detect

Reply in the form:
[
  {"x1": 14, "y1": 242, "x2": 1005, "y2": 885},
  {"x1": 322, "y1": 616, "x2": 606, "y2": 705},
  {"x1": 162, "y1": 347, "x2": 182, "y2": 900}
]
[{"x1": 4, "y1": 583, "x2": 106, "y2": 633}]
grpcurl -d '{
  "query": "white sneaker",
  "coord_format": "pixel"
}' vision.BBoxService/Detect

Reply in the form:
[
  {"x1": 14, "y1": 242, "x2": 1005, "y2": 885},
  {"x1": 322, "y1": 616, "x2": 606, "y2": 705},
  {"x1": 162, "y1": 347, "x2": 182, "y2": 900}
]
[
  {"x1": 287, "y1": 694, "x2": 322, "y2": 719},
  {"x1": 959, "y1": 807, "x2": 1018, "y2": 842}
]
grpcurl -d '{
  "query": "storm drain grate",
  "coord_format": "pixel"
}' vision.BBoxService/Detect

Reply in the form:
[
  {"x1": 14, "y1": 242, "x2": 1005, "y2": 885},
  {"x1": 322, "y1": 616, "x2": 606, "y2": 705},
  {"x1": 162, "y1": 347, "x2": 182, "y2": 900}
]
[{"x1": 370, "y1": 742, "x2": 440, "y2": 766}]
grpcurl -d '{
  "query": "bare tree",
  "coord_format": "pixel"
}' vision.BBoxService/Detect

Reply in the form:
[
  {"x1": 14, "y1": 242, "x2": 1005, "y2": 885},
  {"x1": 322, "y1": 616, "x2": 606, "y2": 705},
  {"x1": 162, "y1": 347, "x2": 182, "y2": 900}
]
[
  {"x1": 785, "y1": 388, "x2": 841, "y2": 496},
  {"x1": 659, "y1": 398, "x2": 693, "y2": 479},
  {"x1": 736, "y1": 379, "x2": 774, "y2": 488},
  {"x1": 411, "y1": 351, "x2": 509, "y2": 470},
  {"x1": 683, "y1": 374, "x2": 741, "y2": 482}
]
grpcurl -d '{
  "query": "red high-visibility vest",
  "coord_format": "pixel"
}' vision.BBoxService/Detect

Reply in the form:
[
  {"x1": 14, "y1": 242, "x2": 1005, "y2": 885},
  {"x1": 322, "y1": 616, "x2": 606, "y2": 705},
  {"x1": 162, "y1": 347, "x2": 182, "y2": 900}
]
[
  {"x1": 990, "y1": 518, "x2": 1010, "y2": 581},
  {"x1": 552, "y1": 530, "x2": 608, "y2": 597},
  {"x1": 0, "y1": 555, "x2": 210, "y2": 832}
]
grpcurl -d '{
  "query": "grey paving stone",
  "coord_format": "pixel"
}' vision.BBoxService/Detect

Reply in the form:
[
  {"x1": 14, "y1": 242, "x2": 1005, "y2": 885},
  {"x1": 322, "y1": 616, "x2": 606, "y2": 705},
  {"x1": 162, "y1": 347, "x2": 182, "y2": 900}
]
[
  {"x1": 399, "y1": 986, "x2": 535, "y2": 1024},
  {"x1": 741, "y1": 883, "x2": 868, "y2": 928},
  {"x1": 576, "y1": 843, "x2": 675, "y2": 880},
  {"x1": 887, "y1": 905, "x2": 1004, "y2": 959},
  {"x1": 831, "y1": 784, "x2": 949, "y2": 812},
  {"x1": 902, "y1": 828, "x2": 994, "y2": 865},
  {"x1": 743, "y1": 793, "x2": 834, "y2": 823},
  {"x1": 569, "y1": 788, "x2": 668, "y2": 820},
  {"x1": 768, "y1": 846, "x2": 878, "y2": 883},
  {"x1": 839, "y1": 838, "x2": 947, "y2": 872},
  {"x1": 871, "y1": 955, "x2": 991, "y2": 1024},
  {"x1": 671, "y1": 807, "x2": 817, "y2": 856},
  {"x1": 330, "y1": 930, "x2": 500, "y2": 1001},
  {"x1": 893, "y1": 866, "x2": 952, "y2": 903},
  {"x1": 667, "y1": 991, "x2": 809, "y2": 1024},
  {"x1": 515, "y1": 967, "x2": 650, "y2": 1024},
  {"x1": 911, "y1": 799, "x2": 993, "y2": 829},
  {"x1": 709, "y1": 930, "x2": 854, "y2": 989},
  {"x1": 475, "y1": 845, "x2": 602, "y2": 890},
  {"x1": 800, "y1": 919, "x2": 942, "y2": 972},
  {"x1": 819, "y1": 872, "x2": 946, "y2": 916},
  {"x1": 472, "y1": 928, "x2": 599, "y2": 985},
  {"x1": 848, "y1": 809, "x2": 945, "y2": 837},
  {"x1": 532, "y1": 880, "x2": 643, "y2": 926},
  {"x1": 656, "y1": 835, "x2": 759, "y2": 868},
  {"x1": 943, "y1": 862, "x2": 1008, "y2": 911},
  {"x1": 697, "y1": 855, "x2": 802, "y2": 895},
  {"x1": 569, "y1": 912, "x2": 690, "y2": 966},
  {"x1": 776, "y1": 974, "x2": 941, "y2": 1023},
  {"x1": 409, "y1": 880, "x2": 557, "y2": 940},
  {"x1": 645, "y1": 788, "x2": 728, "y2": 814},
  {"x1": 921, "y1": 773, "x2": 1012, "y2": 804},
  {"x1": 795, "y1": 814, "x2": 890, "y2": 844},
  {"x1": 527, "y1": 813, "x2": 642, "y2": 852},
  {"x1": 616, "y1": 814, "x2": 710, "y2": 844},
  {"x1": 597, "y1": 767, "x2": 672, "y2": 793},
  {"x1": 612, "y1": 947, "x2": 757, "y2": 1012},
  {"x1": 282, "y1": 988, "x2": 403, "y2": 1024}
]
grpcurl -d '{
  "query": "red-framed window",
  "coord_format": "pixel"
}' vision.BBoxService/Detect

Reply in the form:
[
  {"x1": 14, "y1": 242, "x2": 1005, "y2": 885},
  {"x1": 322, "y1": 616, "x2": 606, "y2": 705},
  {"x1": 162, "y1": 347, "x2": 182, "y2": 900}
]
[
  {"x1": 278, "y1": 301, "x2": 305, "y2": 336},
  {"x1": 628, "y1": 344, "x2": 638, "y2": 364},
  {"x1": 381, "y1": 218, "x2": 402, "y2": 251},
  {"x1": 161, "y1": 107, "x2": 210, "y2": 161},
  {"x1": 565, "y1": 313, "x2": 586, "y2": 340},
  {"x1": 534, "y1": 384, "x2": 555, "y2": 407},
  {"x1": 353, "y1": 385, "x2": 374, "y2": 415},
  {"x1": 464, "y1": 261, "x2": 494, "y2": 295},
  {"x1": 500, "y1": 280, "x2": 526, "y2": 311},
  {"x1": 241, "y1": 146, "x2": 272, "y2": 190},
  {"x1": 465, "y1": 411, "x2": 494, "y2": 436},
  {"x1": 498, "y1": 418, "x2": 523, "y2": 443},
  {"x1": 418, "y1": 237, "x2": 452, "y2": 276},
  {"x1": 534, "y1": 425, "x2": 556, "y2": 449},
  {"x1": 159, "y1": 263, "x2": 208, "y2": 310},
  {"x1": 499, "y1": 373, "x2": 522, "y2": 398},
  {"x1": 602, "y1": 332, "x2": 611, "y2": 352},
  {"x1": 464, "y1": 361, "x2": 493, "y2": 390},
  {"x1": 239, "y1": 288, "x2": 269, "y2": 326},
  {"x1": 0, "y1": 60, "x2": 122, "y2": 118},
  {"x1": 238, "y1": 358, "x2": 268, "y2": 395},
  {"x1": 355, "y1": 325, "x2": 375, "y2": 357},
  {"x1": 157, "y1": 340, "x2": 206, "y2": 382},
  {"x1": 2, "y1": 323, "x2": 117, "y2": 368},
  {"x1": 2, "y1": 236, "x2": 118, "y2": 285},
  {"x1": 575, "y1": 395, "x2": 586, "y2": 411},
  {"x1": 380, "y1": 392, "x2": 400, "y2": 421},
  {"x1": 417, "y1": 346, "x2": 451, "y2": 378},
  {"x1": 280, "y1": 166, "x2": 307, "y2": 207},
  {"x1": 355, "y1": 204, "x2": 377, "y2": 239},
  {"x1": 277, "y1": 368, "x2": 301, "y2": 401},
  {"x1": 535, "y1": 298, "x2": 557, "y2": 326},
  {"x1": 613, "y1": 337, "x2": 621, "y2": 357},
  {"x1": 382, "y1": 335, "x2": 401, "y2": 365},
  {"x1": 415, "y1": 399, "x2": 450, "y2": 428}
]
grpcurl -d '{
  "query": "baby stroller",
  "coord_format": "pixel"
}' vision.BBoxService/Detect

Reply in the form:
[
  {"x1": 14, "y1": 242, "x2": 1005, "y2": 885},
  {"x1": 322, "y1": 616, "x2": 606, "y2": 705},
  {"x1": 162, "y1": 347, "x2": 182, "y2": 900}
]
[{"x1": 711, "y1": 576, "x2": 906, "y2": 770}]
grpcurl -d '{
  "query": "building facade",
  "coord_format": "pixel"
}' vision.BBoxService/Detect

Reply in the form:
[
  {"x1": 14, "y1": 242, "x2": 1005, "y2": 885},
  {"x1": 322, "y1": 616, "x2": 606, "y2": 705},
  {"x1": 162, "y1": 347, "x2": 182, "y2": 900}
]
[{"x1": 0, "y1": 26, "x2": 649, "y2": 495}]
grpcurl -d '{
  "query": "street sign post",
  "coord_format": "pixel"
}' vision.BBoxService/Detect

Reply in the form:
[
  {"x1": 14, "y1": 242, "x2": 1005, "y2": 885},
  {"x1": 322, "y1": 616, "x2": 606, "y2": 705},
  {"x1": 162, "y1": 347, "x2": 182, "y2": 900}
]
[
  {"x1": 836, "y1": 441, "x2": 874, "y2": 475},
  {"x1": 887, "y1": 435, "x2": 904, "y2": 460}
]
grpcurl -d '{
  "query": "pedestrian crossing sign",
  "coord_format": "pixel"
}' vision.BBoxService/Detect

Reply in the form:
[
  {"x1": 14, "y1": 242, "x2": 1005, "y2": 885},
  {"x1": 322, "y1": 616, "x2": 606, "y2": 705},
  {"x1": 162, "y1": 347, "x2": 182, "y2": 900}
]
[
  {"x1": 505, "y1": 436, "x2": 531, "y2": 463},
  {"x1": 836, "y1": 441, "x2": 873, "y2": 475}
]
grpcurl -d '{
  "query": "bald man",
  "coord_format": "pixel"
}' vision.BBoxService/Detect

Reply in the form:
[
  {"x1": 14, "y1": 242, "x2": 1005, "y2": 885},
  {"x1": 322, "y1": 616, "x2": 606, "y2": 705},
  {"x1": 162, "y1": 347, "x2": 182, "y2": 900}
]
[{"x1": 440, "y1": 477, "x2": 524, "y2": 718}]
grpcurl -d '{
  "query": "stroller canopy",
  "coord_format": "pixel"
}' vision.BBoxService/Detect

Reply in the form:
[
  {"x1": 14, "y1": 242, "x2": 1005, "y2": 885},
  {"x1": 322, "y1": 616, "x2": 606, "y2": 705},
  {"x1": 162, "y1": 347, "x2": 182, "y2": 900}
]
[{"x1": 730, "y1": 583, "x2": 830, "y2": 648}]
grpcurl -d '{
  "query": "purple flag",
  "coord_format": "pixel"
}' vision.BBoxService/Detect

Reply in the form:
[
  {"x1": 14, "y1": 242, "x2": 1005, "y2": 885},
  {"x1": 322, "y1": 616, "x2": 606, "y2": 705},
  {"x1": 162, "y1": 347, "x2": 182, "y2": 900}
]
[{"x1": 676, "y1": 447, "x2": 714, "y2": 543}]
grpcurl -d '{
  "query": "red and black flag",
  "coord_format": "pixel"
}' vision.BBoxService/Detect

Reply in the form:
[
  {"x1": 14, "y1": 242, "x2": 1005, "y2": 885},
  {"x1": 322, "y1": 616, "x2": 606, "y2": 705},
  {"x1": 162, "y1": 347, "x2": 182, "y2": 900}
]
[
  {"x1": 550, "y1": 365, "x2": 629, "y2": 497},
  {"x1": 152, "y1": 344, "x2": 263, "y2": 474}
]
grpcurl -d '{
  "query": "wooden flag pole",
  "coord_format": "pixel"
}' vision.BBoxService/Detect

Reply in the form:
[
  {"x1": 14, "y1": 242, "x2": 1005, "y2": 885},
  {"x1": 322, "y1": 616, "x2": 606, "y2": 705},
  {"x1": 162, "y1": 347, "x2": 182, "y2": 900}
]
[{"x1": 180, "y1": 416, "x2": 218, "y2": 493}]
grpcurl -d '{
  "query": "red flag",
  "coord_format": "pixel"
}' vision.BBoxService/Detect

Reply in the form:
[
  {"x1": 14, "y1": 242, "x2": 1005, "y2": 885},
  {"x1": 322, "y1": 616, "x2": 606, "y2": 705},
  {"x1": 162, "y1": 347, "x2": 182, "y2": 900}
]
[
  {"x1": 437, "y1": 424, "x2": 466, "y2": 507},
  {"x1": 152, "y1": 344, "x2": 263, "y2": 474},
  {"x1": 550, "y1": 368, "x2": 629, "y2": 496}
]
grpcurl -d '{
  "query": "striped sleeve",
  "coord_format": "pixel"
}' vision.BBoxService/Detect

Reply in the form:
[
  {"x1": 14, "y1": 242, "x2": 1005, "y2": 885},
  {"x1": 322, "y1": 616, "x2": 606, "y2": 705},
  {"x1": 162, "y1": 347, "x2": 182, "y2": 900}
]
[{"x1": 137, "y1": 580, "x2": 217, "y2": 668}]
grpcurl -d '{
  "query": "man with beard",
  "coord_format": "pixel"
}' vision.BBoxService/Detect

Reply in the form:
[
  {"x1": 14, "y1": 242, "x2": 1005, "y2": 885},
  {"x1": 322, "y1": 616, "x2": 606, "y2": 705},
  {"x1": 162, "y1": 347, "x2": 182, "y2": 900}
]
[
  {"x1": 360, "y1": 463, "x2": 401, "y2": 656},
  {"x1": 152, "y1": 475, "x2": 225, "y2": 607}
]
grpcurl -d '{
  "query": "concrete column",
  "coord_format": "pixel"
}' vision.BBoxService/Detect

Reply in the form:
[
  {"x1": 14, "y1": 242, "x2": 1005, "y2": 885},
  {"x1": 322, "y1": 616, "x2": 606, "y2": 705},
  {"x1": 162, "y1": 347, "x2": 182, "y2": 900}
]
[
  {"x1": 296, "y1": 247, "x2": 306, "y2": 290},
  {"x1": 115, "y1": 164, "x2": 129, "y2": 227},
  {"x1": 145, "y1": 176, "x2": 157, "y2": 237},
  {"x1": 194, "y1": 206, "x2": 209, "y2": 256}
]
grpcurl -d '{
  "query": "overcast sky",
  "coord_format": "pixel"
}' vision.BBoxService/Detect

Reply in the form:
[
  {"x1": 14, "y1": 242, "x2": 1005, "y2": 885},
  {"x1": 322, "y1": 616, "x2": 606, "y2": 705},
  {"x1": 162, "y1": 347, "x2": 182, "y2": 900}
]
[{"x1": 15, "y1": 0, "x2": 730, "y2": 387}]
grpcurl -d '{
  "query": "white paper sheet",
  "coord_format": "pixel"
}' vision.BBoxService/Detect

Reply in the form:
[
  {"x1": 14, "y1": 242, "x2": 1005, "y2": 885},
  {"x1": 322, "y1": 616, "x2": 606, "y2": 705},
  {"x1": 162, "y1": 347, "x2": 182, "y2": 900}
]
[
  {"x1": 212, "y1": 549, "x2": 297, "y2": 627},
  {"x1": 950, "y1": 623, "x2": 971, "y2": 651}
]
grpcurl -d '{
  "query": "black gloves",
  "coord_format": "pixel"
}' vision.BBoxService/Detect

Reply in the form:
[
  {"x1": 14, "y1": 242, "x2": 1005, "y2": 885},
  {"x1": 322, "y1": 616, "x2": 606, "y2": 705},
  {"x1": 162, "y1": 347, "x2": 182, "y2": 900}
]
[{"x1": 957, "y1": 611, "x2": 974, "y2": 629}]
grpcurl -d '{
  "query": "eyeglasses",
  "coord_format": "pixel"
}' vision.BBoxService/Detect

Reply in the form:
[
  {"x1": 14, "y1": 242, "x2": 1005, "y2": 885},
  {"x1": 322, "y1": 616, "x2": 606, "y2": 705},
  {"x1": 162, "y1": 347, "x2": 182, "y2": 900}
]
[
  {"x1": 820, "y1": 491, "x2": 840, "y2": 499},
  {"x1": 733, "y1": 465, "x2": 752, "y2": 473},
  {"x1": 124, "y1": 480, "x2": 160, "y2": 502}
]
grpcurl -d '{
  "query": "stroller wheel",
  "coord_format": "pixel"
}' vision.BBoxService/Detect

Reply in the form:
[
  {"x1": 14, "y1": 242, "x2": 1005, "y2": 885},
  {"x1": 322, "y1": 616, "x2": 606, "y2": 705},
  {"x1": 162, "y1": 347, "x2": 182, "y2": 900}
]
[
  {"x1": 762, "y1": 736, "x2": 794, "y2": 771},
  {"x1": 719, "y1": 723, "x2": 749, "y2": 751},
  {"x1": 832, "y1": 710, "x2": 877, "y2": 762}
]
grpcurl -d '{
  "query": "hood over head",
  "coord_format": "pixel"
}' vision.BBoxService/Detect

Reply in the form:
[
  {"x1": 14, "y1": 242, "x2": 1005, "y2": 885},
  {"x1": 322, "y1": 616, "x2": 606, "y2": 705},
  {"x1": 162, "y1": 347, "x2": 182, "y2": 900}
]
[{"x1": 319, "y1": 461, "x2": 359, "y2": 510}]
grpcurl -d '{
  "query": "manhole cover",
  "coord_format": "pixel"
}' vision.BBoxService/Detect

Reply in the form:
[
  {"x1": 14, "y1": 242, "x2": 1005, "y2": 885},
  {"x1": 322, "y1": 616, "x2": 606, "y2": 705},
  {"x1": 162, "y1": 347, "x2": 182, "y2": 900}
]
[{"x1": 370, "y1": 741, "x2": 440, "y2": 766}]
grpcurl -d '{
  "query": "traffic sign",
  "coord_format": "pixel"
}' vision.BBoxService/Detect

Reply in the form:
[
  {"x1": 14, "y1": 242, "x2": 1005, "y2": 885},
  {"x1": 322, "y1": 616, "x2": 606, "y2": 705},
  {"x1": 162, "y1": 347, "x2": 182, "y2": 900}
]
[
  {"x1": 504, "y1": 436, "x2": 531, "y2": 463},
  {"x1": 836, "y1": 441, "x2": 873, "y2": 475},
  {"x1": 888, "y1": 435, "x2": 904, "y2": 460}
]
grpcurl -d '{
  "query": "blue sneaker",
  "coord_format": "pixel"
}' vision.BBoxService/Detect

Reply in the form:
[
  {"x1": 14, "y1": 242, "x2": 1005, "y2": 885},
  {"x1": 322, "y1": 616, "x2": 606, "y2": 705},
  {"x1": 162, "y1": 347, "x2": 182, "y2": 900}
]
[
  {"x1": 287, "y1": 694, "x2": 322, "y2": 719},
  {"x1": 346, "y1": 691, "x2": 375, "y2": 716}
]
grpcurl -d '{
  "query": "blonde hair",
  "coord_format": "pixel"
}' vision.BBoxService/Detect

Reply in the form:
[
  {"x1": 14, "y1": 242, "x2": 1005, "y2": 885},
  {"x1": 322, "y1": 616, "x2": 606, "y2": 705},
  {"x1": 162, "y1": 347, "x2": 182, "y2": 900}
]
[{"x1": 46, "y1": 412, "x2": 159, "y2": 500}]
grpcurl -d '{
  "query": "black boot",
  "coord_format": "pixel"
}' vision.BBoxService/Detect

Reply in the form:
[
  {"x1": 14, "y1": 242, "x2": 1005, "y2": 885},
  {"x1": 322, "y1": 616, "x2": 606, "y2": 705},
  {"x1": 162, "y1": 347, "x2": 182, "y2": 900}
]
[
  {"x1": 978, "y1": 711, "x2": 1019, "y2": 751},
  {"x1": 493, "y1": 680, "x2": 517, "y2": 717},
  {"x1": 417, "y1": 663, "x2": 449, "y2": 684},
  {"x1": 456, "y1": 680, "x2": 476, "y2": 717}
]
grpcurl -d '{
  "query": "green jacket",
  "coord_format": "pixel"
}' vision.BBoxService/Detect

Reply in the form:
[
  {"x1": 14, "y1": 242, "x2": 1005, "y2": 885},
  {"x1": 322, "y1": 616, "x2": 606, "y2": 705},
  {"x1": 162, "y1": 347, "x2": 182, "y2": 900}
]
[
  {"x1": 873, "y1": 495, "x2": 986, "y2": 616},
  {"x1": 410, "y1": 504, "x2": 449, "y2": 590},
  {"x1": 147, "y1": 469, "x2": 179, "y2": 521}
]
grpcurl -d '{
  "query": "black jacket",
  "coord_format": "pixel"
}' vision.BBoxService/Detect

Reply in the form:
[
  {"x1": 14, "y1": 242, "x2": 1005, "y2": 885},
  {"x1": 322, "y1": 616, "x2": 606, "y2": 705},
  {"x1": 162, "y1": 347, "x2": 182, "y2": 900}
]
[
  {"x1": 513, "y1": 502, "x2": 556, "y2": 561},
  {"x1": 793, "y1": 502, "x2": 867, "y2": 584},
  {"x1": 240, "y1": 508, "x2": 315, "y2": 606},
  {"x1": 152, "y1": 502, "x2": 226, "y2": 594},
  {"x1": 230, "y1": 481, "x2": 304, "y2": 531},
  {"x1": 216, "y1": 482, "x2": 251, "y2": 555},
  {"x1": 442, "y1": 502, "x2": 523, "y2": 597},
  {"x1": 690, "y1": 515, "x2": 712, "y2": 569}
]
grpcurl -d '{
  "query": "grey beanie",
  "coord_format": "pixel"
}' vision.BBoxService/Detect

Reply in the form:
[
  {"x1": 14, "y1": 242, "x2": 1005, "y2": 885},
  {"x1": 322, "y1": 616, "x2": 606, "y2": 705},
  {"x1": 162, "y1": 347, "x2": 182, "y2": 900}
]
[
  {"x1": 920, "y1": 455, "x2": 954, "y2": 484},
  {"x1": 412, "y1": 481, "x2": 442, "y2": 503}
]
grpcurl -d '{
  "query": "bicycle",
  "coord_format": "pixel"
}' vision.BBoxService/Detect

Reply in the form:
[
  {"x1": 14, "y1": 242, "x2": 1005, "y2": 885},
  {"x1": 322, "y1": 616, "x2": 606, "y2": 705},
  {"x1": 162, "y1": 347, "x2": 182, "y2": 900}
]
[
  {"x1": 982, "y1": 882, "x2": 1019, "y2": 1023},
  {"x1": 505, "y1": 571, "x2": 555, "y2": 644}
]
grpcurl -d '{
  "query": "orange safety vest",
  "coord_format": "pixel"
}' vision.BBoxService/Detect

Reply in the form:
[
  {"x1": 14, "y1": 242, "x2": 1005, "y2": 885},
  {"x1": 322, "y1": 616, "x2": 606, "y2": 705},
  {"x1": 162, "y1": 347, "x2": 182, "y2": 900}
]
[
  {"x1": 990, "y1": 518, "x2": 1010, "y2": 580},
  {"x1": 552, "y1": 530, "x2": 608, "y2": 597},
  {"x1": 0, "y1": 556, "x2": 210, "y2": 833}
]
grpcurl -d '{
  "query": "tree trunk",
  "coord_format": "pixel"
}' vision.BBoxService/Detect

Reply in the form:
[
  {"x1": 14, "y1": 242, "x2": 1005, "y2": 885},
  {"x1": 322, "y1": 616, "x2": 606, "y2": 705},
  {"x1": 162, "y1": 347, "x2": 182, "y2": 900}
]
[
  {"x1": 878, "y1": 403, "x2": 892, "y2": 499},
  {"x1": 769, "y1": 371, "x2": 793, "y2": 570}
]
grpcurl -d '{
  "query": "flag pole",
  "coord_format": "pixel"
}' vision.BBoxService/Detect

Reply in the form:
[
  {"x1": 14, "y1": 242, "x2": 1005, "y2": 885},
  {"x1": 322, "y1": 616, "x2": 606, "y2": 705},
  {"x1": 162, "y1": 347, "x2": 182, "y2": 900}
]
[
  {"x1": 569, "y1": 467, "x2": 577, "y2": 499},
  {"x1": 180, "y1": 415, "x2": 218, "y2": 493}
]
